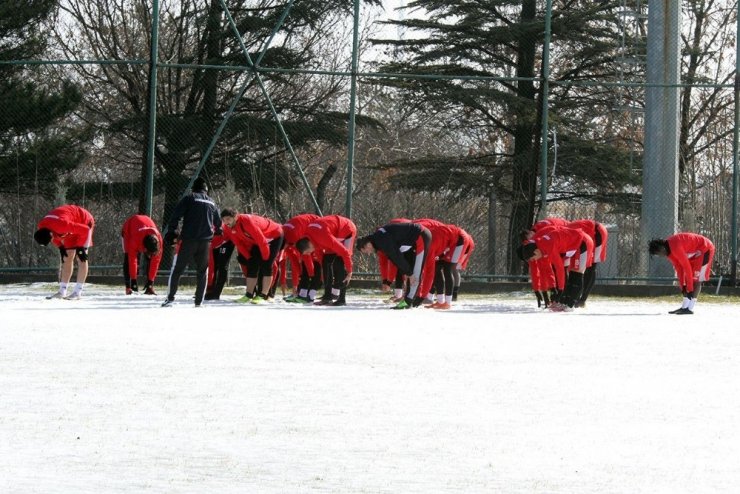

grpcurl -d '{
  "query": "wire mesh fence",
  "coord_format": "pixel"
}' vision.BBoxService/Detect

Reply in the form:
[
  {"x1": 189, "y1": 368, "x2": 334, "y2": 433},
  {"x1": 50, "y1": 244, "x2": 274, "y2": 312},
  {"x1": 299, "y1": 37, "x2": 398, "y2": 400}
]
[{"x1": 1, "y1": 0, "x2": 738, "y2": 284}]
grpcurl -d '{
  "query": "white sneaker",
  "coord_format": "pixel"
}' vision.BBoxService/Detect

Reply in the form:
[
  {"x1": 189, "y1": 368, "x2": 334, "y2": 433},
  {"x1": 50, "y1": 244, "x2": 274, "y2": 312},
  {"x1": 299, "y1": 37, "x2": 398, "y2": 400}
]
[
  {"x1": 46, "y1": 291, "x2": 66, "y2": 300},
  {"x1": 64, "y1": 291, "x2": 82, "y2": 300}
]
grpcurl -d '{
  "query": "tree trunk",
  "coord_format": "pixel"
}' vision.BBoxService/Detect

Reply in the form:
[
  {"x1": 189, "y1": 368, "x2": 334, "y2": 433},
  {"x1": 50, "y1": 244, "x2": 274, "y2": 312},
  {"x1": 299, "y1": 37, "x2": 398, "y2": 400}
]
[{"x1": 507, "y1": 0, "x2": 539, "y2": 274}]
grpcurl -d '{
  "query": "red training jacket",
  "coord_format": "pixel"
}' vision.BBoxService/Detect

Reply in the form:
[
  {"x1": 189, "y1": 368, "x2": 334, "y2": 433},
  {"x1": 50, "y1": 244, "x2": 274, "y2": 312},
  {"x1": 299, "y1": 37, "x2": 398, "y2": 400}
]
[
  {"x1": 665, "y1": 233, "x2": 715, "y2": 292},
  {"x1": 121, "y1": 214, "x2": 163, "y2": 281},
  {"x1": 304, "y1": 215, "x2": 357, "y2": 272},
  {"x1": 37, "y1": 205, "x2": 95, "y2": 249}
]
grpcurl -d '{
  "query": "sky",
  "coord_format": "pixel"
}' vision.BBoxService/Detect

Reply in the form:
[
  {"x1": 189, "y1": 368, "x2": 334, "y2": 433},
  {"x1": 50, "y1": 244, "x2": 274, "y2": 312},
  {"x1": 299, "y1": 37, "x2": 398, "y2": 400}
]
[{"x1": 1, "y1": 283, "x2": 739, "y2": 493}]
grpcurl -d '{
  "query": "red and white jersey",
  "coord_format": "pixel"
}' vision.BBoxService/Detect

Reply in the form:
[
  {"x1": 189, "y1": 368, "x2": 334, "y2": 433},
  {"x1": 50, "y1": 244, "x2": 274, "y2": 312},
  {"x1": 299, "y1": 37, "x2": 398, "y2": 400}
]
[
  {"x1": 532, "y1": 226, "x2": 594, "y2": 290},
  {"x1": 412, "y1": 218, "x2": 461, "y2": 298},
  {"x1": 37, "y1": 205, "x2": 95, "y2": 249},
  {"x1": 529, "y1": 257, "x2": 556, "y2": 291},
  {"x1": 223, "y1": 214, "x2": 283, "y2": 260},
  {"x1": 305, "y1": 215, "x2": 357, "y2": 272},
  {"x1": 458, "y1": 229, "x2": 475, "y2": 270},
  {"x1": 568, "y1": 219, "x2": 608, "y2": 263},
  {"x1": 282, "y1": 244, "x2": 318, "y2": 287},
  {"x1": 121, "y1": 214, "x2": 163, "y2": 281},
  {"x1": 665, "y1": 233, "x2": 715, "y2": 292},
  {"x1": 283, "y1": 214, "x2": 321, "y2": 246},
  {"x1": 414, "y1": 218, "x2": 460, "y2": 258},
  {"x1": 532, "y1": 217, "x2": 568, "y2": 234}
]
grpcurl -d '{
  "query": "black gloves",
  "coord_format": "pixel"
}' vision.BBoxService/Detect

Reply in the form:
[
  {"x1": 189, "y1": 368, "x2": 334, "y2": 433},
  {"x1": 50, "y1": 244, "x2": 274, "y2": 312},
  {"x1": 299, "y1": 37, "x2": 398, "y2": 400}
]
[
  {"x1": 164, "y1": 230, "x2": 179, "y2": 245},
  {"x1": 75, "y1": 248, "x2": 89, "y2": 261},
  {"x1": 144, "y1": 280, "x2": 156, "y2": 295},
  {"x1": 58, "y1": 246, "x2": 68, "y2": 260}
]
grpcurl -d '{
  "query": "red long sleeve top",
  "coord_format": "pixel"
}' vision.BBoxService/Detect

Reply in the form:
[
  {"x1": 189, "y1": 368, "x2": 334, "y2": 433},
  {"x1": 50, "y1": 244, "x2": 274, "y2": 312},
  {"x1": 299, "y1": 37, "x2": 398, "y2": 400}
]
[
  {"x1": 665, "y1": 233, "x2": 714, "y2": 292},
  {"x1": 532, "y1": 226, "x2": 591, "y2": 291},
  {"x1": 304, "y1": 215, "x2": 357, "y2": 272},
  {"x1": 37, "y1": 205, "x2": 95, "y2": 248},
  {"x1": 223, "y1": 214, "x2": 283, "y2": 260},
  {"x1": 121, "y1": 214, "x2": 163, "y2": 281}
]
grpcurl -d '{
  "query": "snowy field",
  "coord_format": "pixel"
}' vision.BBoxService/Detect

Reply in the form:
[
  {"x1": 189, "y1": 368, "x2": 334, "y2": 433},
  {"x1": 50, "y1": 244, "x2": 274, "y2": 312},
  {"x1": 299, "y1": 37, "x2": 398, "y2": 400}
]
[{"x1": 1, "y1": 282, "x2": 739, "y2": 494}]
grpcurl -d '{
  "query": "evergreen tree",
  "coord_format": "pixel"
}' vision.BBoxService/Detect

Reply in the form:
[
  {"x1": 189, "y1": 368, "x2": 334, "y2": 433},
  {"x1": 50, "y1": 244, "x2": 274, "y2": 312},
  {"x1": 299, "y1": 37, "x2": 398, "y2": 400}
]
[
  {"x1": 370, "y1": 0, "x2": 640, "y2": 273},
  {"x1": 0, "y1": 0, "x2": 83, "y2": 196}
]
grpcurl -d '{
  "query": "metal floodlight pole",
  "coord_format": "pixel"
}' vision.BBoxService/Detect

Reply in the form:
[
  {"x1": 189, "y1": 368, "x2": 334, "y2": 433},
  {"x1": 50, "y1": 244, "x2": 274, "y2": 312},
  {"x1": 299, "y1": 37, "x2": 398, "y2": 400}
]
[
  {"x1": 144, "y1": 0, "x2": 160, "y2": 216},
  {"x1": 345, "y1": 0, "x2": 361, "y2": 219},
  {"x1": 732, "y1": 1, "x2": 740, "y2": 285},
  {"x1": 642, "y1": 0, "x2": 681, "y2": 280},
  {"x1": 538, "y1": 0, "x2": 553, "y2": 219}
]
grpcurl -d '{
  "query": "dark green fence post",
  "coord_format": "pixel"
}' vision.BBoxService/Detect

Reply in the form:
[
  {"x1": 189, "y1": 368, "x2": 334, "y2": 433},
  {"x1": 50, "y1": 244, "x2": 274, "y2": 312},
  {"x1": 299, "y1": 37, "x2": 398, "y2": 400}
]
[
  {"x1": 732, "y1": 1, "x2": 740, "y2": 285},
  {"x1": 345, "y1": 0, "x2": 361, "y2": 218},
  {"x1": 144, "y1": 0, "x2": 160, "y2": 216}
]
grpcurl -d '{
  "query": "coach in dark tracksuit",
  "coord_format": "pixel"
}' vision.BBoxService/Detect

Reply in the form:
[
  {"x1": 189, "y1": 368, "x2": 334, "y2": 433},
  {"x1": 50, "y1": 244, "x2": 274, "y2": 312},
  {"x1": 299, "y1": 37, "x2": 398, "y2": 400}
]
[
  {"x1": 161, "y1": 177, "x2": 221, "y2": 307},
  {"x1": 356, "y1": 222, "x2": 431, "y2": 310}
]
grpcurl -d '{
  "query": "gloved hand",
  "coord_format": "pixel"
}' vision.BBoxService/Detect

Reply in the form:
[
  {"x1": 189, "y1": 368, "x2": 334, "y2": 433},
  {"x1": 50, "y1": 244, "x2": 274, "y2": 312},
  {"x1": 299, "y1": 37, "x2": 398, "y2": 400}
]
[
  {"x1": 58, "y1": 246, "x2": 68, "y2": 260},
  {"x1": 75, "y1": 247, "x2": 89, "y2": 261},
  {"x1": 144, "y1": 280, "x2": 156, "y2": 295},
  {"x1": 164, "y1": 230, "x2": 179, "y2": 246},
  {"x1": 535, "y1": 290, "x2": 544, "y2": 308}
]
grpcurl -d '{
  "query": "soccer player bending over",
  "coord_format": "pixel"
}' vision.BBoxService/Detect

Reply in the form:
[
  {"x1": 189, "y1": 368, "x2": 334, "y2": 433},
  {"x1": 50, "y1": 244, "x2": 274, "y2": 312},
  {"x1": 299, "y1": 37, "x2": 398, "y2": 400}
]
[{"x1": 648, "y1": 233, "x2": 715, "y2": 315}]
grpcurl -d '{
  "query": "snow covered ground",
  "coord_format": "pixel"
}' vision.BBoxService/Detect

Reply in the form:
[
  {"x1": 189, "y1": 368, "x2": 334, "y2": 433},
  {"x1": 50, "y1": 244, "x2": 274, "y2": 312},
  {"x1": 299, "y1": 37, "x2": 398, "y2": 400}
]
[{"x1": 1, "y1": 283, "x2": 739, "y2": 494}]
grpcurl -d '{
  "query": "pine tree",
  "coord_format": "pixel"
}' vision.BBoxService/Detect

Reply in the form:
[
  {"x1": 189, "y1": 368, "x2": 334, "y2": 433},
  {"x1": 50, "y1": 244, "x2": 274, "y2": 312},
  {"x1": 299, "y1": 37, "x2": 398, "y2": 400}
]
[
  {"x1": 0, "y1": 0, "x2": 83, "y2": 196},
  {"x1": 370, "y1": 0, "x2": 640, "y2": 273}
]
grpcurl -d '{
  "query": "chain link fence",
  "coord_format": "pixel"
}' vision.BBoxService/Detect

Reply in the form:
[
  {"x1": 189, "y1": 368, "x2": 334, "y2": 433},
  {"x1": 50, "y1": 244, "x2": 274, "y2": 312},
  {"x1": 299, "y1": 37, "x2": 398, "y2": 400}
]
[{"x1": 1, "y1": 0, "x2": 738, "y2": 285}]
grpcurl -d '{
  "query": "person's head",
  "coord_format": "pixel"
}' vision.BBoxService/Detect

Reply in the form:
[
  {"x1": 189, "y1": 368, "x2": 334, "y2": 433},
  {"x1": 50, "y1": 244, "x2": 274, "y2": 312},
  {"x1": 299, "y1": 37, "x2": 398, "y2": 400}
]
[
  {"x1": 648, "y1": 238, "x2": 669, "y2": 257},
  {"x1": 33, "y1": 228, "x2": 52, "y2": 246},
  {"x1": 220, "y1": 207, "x2": 238, "y2": 227},
  {"x1": 192, "y1": 176, "x2": 208, "y2": 193},
  {"x1": 296, "y1": 237, "x2": 314, "y2": 254},
  {"x1": 518, "y1": 228, "x2": 535, "y2": 243},
  {"x1": 143, "y1": 234, "x2": 160, "y2": 256},
  {"x1": 516, "y1": 241, "x2": 540, "y2": 261},
  {"x1": 356, "y1": 235, "x2": 376, "y2": 254}
]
